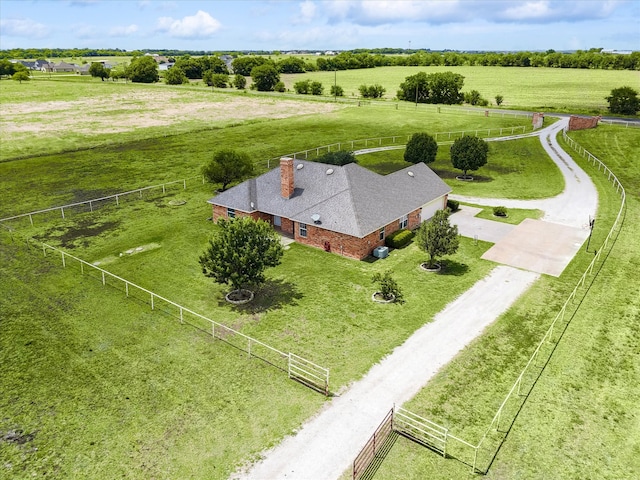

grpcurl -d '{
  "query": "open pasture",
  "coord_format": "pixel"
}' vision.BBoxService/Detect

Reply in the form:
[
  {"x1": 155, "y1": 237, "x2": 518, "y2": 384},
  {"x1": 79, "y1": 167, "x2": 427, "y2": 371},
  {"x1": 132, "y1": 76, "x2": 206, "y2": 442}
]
[
  {"x1": 281, "y1": 65, "x2": 639, "y2": 113},
  {"x1": 1, "y1": 72, "x2": 638, "y2": 479}
]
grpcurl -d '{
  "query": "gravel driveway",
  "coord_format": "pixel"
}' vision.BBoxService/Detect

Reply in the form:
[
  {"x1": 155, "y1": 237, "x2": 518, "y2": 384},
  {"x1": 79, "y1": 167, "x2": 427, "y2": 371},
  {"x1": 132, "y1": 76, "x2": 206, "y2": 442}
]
[{"x1": 235, "y1": 118, "x2": 598, "y2": 480}]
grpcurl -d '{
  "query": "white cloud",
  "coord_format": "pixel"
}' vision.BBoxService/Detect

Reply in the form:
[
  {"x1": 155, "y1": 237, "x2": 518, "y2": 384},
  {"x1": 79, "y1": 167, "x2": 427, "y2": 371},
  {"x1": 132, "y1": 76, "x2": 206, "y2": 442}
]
[
  {"x1": 109, "y1": 24, "x2": 139, "y2": 36},
  {"x1": 292, "y1": 1, "x2": 317, "y2": 24},
  {"x1": 502, "y1": 1, "x2": 552, "y2": 20},
  {"x1": 0, "y1": 18, "x2": 51, "y2": 38},
  {"x1": 156, "y1": 10, "x2": 221, "y2": 38}
]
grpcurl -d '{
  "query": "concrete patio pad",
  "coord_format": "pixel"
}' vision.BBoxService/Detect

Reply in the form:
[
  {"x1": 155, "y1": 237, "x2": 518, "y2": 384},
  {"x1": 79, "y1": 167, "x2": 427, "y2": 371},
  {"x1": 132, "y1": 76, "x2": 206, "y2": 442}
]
[
  {"x1": 481, "y1": 218, "x2": 589, "y2": 277},
  {"x1": 450, "y1": 206, "x2": 516, "y2": 243}
]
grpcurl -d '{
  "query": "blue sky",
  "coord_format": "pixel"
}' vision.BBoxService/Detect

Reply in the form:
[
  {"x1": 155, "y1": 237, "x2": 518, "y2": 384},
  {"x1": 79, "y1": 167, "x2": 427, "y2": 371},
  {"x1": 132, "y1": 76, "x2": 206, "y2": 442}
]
[{"x1": 1, "y1": 0, "x2": 638, "y2": 52}]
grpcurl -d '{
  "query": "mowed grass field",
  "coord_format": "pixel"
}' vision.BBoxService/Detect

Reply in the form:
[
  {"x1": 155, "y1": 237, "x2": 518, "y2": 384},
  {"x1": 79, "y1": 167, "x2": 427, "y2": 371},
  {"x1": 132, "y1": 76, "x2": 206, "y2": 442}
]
[{"x1": 1, "y1": 76, "x2": 638, "y2": 479}]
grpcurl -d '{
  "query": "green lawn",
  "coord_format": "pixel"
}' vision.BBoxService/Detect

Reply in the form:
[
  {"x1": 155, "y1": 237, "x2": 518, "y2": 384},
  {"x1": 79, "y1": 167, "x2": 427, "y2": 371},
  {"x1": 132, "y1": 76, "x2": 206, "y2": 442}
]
[
  {"x1": 1, "y1": 76, "x2": 637, "y2": 479},
  {"x1": 369, "y1": 124, "x2": 640, "y2": 479},
  {"x1": 357, "y1": 135, "x2": 564, "y2": 199},
  {"x1": 458, "y1": 202, "x2": 543, "y2": 224}
]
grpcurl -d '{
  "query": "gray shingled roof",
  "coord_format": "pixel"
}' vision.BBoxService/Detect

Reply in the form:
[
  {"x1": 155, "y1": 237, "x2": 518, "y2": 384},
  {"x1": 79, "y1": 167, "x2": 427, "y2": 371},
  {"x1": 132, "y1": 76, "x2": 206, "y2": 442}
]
[{"x1": 208, "y1": 159, "x2": 451, "y2": 238}]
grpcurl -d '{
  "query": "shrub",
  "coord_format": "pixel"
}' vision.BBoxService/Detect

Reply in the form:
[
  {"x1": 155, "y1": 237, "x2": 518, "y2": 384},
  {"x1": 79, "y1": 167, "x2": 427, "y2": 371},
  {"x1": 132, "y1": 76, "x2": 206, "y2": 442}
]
[
  {"x1": 317, "y1": 150, "x2": 356, "y2": 166},
  {"x1": 495, "y1": 94, "x2": 504, "y2": 106},
  {"x1": 359, "y1": 84, "x2": 386, "y2": 99},
  {"x1": 310, "y1": 81, "x2": 324, "y2": 95},
  {"x1": 330, "y1": 84, "x2": 344, "y2": 97},
  {"x1": 294, "y1": 79, "x2": 311, "y2": 94},
  {"x1": 385, "y1": 229, "x2": 414, "y2": 249},
  {"x1": 371, "y1": 270, "x2": 404, "y2": 303},
  {"x1": 274, "y1": 81, "x2": 286, "y2": 92},
  {"x1": 493, "y1": 206, "x2": 508, "y2": 217},
  {"x1": 446, "y1": 199, "x2": 460, "y2": 212},
  {"x1": 233, "y1": 74, "x2": 246, "y2": 89}
]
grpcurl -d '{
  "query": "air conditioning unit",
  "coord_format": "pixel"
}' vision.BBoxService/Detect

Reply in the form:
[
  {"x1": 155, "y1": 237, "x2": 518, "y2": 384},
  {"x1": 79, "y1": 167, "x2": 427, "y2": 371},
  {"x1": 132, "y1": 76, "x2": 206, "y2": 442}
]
[{"x1": 373, "y1": 246, "x2": 389, "y2": 259}]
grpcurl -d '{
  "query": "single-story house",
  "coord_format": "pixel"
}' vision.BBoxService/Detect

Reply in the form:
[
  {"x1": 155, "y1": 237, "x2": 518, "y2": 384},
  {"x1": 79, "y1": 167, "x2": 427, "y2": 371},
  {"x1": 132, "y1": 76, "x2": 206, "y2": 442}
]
[
  {"x1": 208, "y1": 157, "x2": 451, "y2": 260},
  {"x1": 52, "y1": 61, "x2": 76, "y2": 73}
]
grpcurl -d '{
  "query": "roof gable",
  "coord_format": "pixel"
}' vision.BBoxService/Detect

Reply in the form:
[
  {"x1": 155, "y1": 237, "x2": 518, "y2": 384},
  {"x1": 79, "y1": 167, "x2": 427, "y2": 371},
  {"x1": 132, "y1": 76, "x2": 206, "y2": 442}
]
[{"x1": 209, "y1": 159, "x2": 451, "y2": 238}]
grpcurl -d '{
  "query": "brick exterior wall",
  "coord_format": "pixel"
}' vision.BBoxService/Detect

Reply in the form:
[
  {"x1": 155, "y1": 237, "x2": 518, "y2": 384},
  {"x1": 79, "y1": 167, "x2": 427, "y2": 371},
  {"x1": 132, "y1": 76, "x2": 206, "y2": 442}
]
[
  {"x1": 211, "y1": 204, "x2": 432, "y2": 260},
  {"x1": 568, "y1": 115, "x2": 601, "y2": 131},
  {"x1": 532, "y1": 112, "x2": 544, "y2": 129},
  {"x1": 293, "y1": 207, "x2": 422, "y2": 260}
]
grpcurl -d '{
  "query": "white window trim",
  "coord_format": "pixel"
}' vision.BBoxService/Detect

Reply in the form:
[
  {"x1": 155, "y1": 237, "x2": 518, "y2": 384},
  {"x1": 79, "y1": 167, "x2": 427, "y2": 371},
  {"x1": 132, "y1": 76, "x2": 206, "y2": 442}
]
[
  {"x1": 299, "y1": 222, "x2": 308, "y2": 238},
  {"x1": 379, "y1": 227, "x2": 385, "y2": 240},
  {"x1": 227, "y1": 208, "x2": 235, "y2": 218},
  {"x1": 399, "y1": 214, "x2": 409, "y2": 229}
]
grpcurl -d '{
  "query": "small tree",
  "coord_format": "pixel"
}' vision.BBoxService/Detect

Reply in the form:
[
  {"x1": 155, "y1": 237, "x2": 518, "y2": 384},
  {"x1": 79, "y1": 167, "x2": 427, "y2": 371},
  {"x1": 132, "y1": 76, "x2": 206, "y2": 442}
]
[
  {"x1": 371, "y1": 270, "x2": 404, "y2": 303},
  {"x1": 450, "y1": 136, "x2": 489, "y2": 179},
  {"x1": 415, "y1": 210, "x2": 459, "y2": 269},
  {"x1": 274, "y1": 80, "x2": 286, "y2": 92},
  {"x1": 202, "y1": 150, "x2": 254, "y2": 191},
  {"x1": 199, "y1": 217, "x2": 284, "y2": 293},
  {"x1": 495, "y1": 94, "x2": 504, "y2": 106},
  {"x1": 606, "y1": 86, "x2": 639, "y2": 115},
  {"x1": 164, "y1": 66, "x2": 188, "y2": 85},
  {"x1": 233, "y1": 74, "x2": 246, "y2": 90},
  {"x1": 203, "y1": 70, "x2": 229, "y2": 87},
  {"x1": 12, "y1": 71, "x2": 30, "y2": 84},
  {"x1": 359, "y1": 84, "x2": 385, "y2": 98},
  {"x1": 404, "y1": 132, "x2": 438, "y2": 165}
]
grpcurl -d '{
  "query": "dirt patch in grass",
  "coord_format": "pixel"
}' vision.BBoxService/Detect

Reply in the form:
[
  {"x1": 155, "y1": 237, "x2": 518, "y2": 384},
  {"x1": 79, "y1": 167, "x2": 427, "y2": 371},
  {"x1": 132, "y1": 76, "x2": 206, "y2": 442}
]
[
  {"x1": 1, "y1": 91, "x2": 344, "y2": 138},
  {"x1": 36, "y1": 219, "x2": 120, "y2": 249}
]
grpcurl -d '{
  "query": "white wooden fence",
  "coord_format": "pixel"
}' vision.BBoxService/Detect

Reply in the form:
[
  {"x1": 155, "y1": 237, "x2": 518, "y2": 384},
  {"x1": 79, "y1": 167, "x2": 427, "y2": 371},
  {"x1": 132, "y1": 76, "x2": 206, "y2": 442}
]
[
  {"x1": 21, "y1": 238, "x2": 330, "y2": 396},
  {"x1": 266, "y1": 125, "x2": 529, "y2": 168},
  {"x1": 386, "y1": 129, "x2": 627, "y2": 474}
]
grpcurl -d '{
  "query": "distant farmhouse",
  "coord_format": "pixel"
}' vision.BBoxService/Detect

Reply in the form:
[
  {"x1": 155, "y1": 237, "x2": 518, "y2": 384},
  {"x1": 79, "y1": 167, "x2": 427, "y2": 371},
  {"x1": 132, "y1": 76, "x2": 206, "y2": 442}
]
[{"x1": 208, "y1": 158, "x2": 451, "y2": 260}]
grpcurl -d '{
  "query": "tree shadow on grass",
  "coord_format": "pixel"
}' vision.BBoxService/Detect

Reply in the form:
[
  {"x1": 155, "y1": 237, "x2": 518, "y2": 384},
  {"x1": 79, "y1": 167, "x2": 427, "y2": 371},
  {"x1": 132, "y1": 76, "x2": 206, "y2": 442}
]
[
  {"x1": 218, "y1": 278, "x2": 303, "y2": 314},
  {"x1": 431, "y1": 168, "x2": 494, "y2": 183},
  {"x1": 438, "y1": 259, "x2": 470, "y2": 276}
]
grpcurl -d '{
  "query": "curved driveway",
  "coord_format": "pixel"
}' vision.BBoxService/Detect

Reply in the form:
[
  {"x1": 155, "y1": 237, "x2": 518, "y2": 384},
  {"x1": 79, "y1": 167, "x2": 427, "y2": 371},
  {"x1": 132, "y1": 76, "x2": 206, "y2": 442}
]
[
  {"x1": 451, "y1": 118, "x2": 598, "y2": 229},
  {"x1": 237, "y1": 118, "x2": 598, "y2": 480}
]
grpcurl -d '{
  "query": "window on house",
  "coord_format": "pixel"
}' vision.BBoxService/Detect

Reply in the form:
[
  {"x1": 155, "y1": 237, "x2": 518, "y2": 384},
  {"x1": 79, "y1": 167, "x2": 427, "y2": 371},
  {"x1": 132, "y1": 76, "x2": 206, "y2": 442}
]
[
  {"x1": 227, "y1": 208, "x2": 235, "y2": 218},
  {"x1": 399, "y1": 214, "x2": 409, "y2": 229},
  {"x1": 299, "y1": 223, "x2": 307, "y2": 238},
  {"x1": 379, "y1": 227, "x2": 385, "y2": 241}
]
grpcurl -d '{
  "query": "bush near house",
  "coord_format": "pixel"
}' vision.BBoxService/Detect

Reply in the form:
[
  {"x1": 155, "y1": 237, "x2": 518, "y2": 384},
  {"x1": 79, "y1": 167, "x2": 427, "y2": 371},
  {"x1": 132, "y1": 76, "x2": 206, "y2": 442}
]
[{"x1": 385, "y1": 229, "x2": 415, "y2": 249}]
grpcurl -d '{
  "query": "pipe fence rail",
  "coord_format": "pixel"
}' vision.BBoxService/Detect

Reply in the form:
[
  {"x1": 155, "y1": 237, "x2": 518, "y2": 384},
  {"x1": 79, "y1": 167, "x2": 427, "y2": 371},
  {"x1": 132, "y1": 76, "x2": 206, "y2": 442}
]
[
  {"x1": 11, "y1": 237, "x2": 330, "y2": 396},
  {"x1": 266, "y1": 125, "x2": 529, "y2": 169},
  {"x1": 353, "y1": 408, "x2": 395, "y2": 480},
  {"x1": 0, "y1": 176, "x2": 203, "y2": 227},
  {"x1": 373, "y1": 128, "x2": 627, "y2": 475}
]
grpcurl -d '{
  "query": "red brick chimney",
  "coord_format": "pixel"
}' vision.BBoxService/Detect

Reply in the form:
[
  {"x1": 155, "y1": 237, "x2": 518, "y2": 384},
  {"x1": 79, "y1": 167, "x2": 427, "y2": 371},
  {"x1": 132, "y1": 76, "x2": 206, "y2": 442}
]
[{"x1": 280, "y1": 157, "x2": 294, "y2": 199}]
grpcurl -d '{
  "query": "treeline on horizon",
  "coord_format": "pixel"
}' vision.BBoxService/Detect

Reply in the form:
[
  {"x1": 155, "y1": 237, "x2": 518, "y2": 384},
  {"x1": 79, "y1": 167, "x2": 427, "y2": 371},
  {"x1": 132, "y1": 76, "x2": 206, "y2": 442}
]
[{"x1": 1, "y1": 47, "x2": 638, "y2": 71}]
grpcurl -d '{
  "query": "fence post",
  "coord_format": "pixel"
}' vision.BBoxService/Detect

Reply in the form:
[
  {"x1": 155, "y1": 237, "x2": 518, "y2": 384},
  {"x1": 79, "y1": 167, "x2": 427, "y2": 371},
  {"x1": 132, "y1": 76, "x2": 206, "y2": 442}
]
[
  {"x1": 179, "y1": 307, "x2": 184, "y2": 324},
  {"x1": 61, "y1": 251, "x2": 66, "y2": 268},
  {"x1": 61, "y1": 207, "x2": 65, "y2": 219},
  {"x1": 151, "y1": 292, "x2": 154, "y2": 310},
  {"x1": 183, "y1": 179, "x2": 187, "y2": 189},
  {"x1": 102, "y1": 271, "x2": 105, "y2": 286}
]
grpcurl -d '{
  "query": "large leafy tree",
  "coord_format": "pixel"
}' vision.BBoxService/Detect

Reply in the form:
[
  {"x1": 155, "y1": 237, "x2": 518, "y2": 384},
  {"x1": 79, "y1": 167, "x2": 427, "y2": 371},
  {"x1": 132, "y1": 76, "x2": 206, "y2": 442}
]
[
  {"x1": 404, "y1": 133, "x2": 438, "y2": 164},
  {"x1": 202, "y1": 150, "x2": 255, "y2": 191},
  {"x1": 231, "y1": 56, "x2": 272, "y2": 76},
  {"x1": 89, "y1": 62, "x2": 110, "y2": 81},
  {"x1": 397, "y1": 71, "x2": 464, "y2": 104},
  {"x1": 450, "y1": 136, "x2": 489, "y2": 179},
  {"x1": 415, "y1": 209, "x2": 459, "y2": 268},
  {"x1": 125, "y1": 56, "x2": 159, "y2": 83},
  {"x1": 250, "y1": 64, "x2": 280, "y2": 92},
  {"x1": 606, "y1": 86, "x2": 639, "y2": 115},
  {"x1": 199, "y1": 217, "x2": 284, "y2": 292}
]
